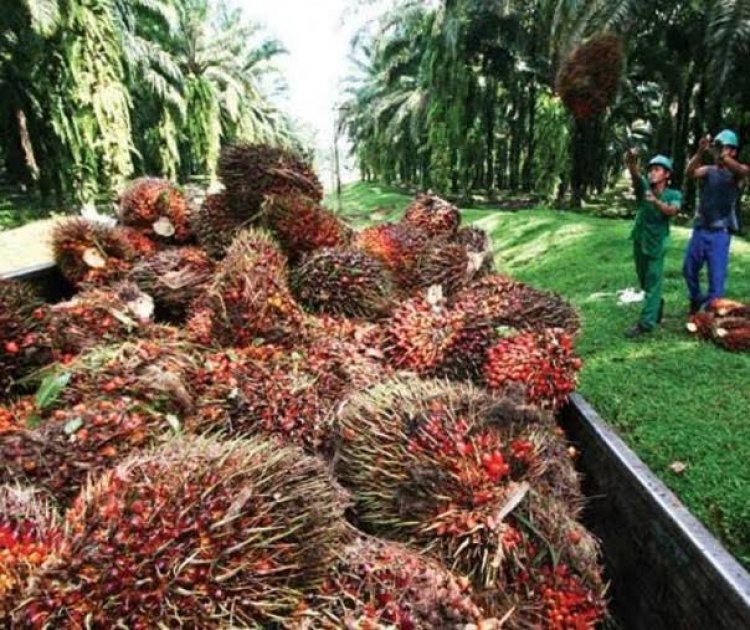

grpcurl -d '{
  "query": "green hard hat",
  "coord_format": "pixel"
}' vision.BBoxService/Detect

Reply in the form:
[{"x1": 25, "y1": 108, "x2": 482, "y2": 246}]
[
  {"x1": 648, "y1": 154, "x2": 673, "y2": 172},
  {"x1": 715, "y1": 129, "x2": 739, "y2": 148}
]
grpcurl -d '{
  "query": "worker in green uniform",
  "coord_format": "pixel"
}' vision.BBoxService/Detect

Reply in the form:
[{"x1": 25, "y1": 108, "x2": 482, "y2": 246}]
[{"x1": 623, "y1": 149, "x2": 682, "y2": 338}]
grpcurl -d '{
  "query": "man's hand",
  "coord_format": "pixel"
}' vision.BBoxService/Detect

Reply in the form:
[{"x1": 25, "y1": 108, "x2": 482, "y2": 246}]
[{"x1": 645, "y1": 190, "x2": 656, "y2": 204}]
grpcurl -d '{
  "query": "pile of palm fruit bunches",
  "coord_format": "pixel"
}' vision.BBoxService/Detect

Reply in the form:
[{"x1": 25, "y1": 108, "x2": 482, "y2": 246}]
[{"x1": 0, "y1": 142, "x2": 608, "y2": 629}]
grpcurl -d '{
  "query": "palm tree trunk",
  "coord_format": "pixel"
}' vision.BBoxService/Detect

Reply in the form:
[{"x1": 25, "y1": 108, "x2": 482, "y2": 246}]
[
  {"x1": 523, "y1": 82, "x2": 537, "y2": 191},
  {"x1": 16, "y1": 108, "x2": 40, "y2": 183}
]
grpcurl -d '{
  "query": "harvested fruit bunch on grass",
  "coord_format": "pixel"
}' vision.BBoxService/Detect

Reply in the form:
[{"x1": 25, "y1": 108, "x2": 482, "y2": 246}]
[
  {"x1": 291, "y1": 248, "x2": 395, "y2": 319},
  {"x1": 353, "y1": 223, "x2": 429, "y2": 287},
  {"x1": 263, "y1": 192, "x2": 351, "y2": 261},
  {"x1": 454, "y1": 226, "x2": 495, "y2": 274},
  {"x1": 412, "y1": 242, "x2": 483, "y2": 297},
  {"x1": 686, "y1": 312, "x2": 716, "y2": 340},
  {"x1": 52, "y1": 218, "x2": 135, "y2": 287},
  {"x1": 0, "y1": 484, "x2": 61, "y2": 623},
  {"x1": 187, "y1": 228, "x2": 304, "y2": 347},
  {"x1": 711, "y1": 316, "x2": 750, "y2": 352},
  {"x1": 402, "y1": 193, "x2": 461, "y2": 238},
  {"x1": 43, "y1": 282, "x2": 155, "y2": 360},
  {"x1": 452, "y1": 275, "x2": 581, "y2": 337},
  {"x1": 294, "y1": 536, "x2": 490, "y2": 629},
  {"x1": 191, "y1": 192, "x2": 250, "y2": 259},
  {"x1": 128, "y1": 247, "x2": 214, "y2": 320},
  {"x1": 384, "y1": 294, "x2": 496, "y2": 380},
  {"x1": 16, "y1": 435, "x2": 349, "y2": 628},
  {"x1": 483, "y1": 328, "x2": 582, "y2": 411},
  {"x1": 118, "y1": 177, "x2": 191, "y2": 243},
  {"x1": 0, "y1": 396, "x2": 176, "y2": 506},
  {"x1": 334, "y1": 377, "x2": 583, "y2": 588},
  {"x1": 556, "y1": 32, "x2": 624, "y2": 120},
  {"x1": 218, "y1": 143, "x2": 323, "y2": 219},
  {"x1": 707, "y1": 298, "x2": 750, "y2": 318},
  {"x1": 0, "y1": 280, "x2": 51, "y2": 394}
]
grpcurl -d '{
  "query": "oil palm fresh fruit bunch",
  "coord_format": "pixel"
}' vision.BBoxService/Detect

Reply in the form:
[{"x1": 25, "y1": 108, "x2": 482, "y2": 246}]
[
  {"x1": 412, "y1": 242, "x2": 483, "y2": 297},
  {"x1": 52, "y1": 218, "x2": 135, "y2": 287},
  {"x1": 118, "y1": 177, "x2": 192, "y2": 243},
  {"x1": 353, "y1": 223, "x2": 429, "y2": 288},
  {"x1": 291, "y1": 248, "x2": 395, "y2": 319},
  {"x1": 191, "y1": 192, "x2": 250, "y2": 259},
  {"x1": 710, "y1": 316, "x2": 750, "y2": 352},
  {"x1": 454, "y1": 226, "x2": 495, "y2": 274},
  {"x1": 402, "y1": 193, "x2": 461, "y2": 238},
  {"x1": 114, "y1": 226, "x2": 159, "y2": 258},
  {"x1": 16, "y1": 435, "x2": 349, "y2": 629}
]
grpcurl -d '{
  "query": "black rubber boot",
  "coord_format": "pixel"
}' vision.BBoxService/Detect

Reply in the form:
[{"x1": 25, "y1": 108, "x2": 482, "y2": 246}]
[{"x1": 689, "y1": 299, "x2": 702, "y2": 315}]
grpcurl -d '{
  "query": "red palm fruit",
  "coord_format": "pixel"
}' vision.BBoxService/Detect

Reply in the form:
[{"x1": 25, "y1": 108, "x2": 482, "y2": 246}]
[
  {"x1": 291, "y1": 248, "x2": 395, "y2": 319},
  {"x1": 191, "y1": 191, "x2": 250, "y2": 259},
  {"x1": 483, "y1": 328, "x2": 582, "y2": 411},
  {"x1": 16, "y1": 435, "x2": 349, "y2": 628},
  {"x1": 52, "y1": 218, "x2": 135, "y2": 287},
  {"x1": 263, "y1": 192, "x2": 352, "y2": 262},
  {"x1": 0, "y1": 484, "x2": 62, "y2": 623},
  {"x1": 118, "y1": 177, "x2": 191, "y2": 243},
  {"x1": 353, "y1": 222, "x2": 430, "y2": 287},
  {"x1": 402, "y1": 193, "x2": 461, "y2": 238},
  {"x1": 113, "y1": 226, "x2": 159, "y2": 258}
]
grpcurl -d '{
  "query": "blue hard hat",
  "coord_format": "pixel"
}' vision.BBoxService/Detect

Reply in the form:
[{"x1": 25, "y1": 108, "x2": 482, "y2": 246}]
[
  {"x1": 715, "y1": 129, "x2": 739, "y2": 148},
  {"x1": 648, "y1": 154, "x2": 673, "y2": 172}
]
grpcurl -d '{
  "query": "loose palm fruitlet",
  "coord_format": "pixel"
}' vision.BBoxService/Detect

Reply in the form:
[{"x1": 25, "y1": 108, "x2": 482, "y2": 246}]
[
  {"x1": 128, "y1": 247, "x2": 214, "y2": 320},
  {"x1": 334, "y1": 377, "x2": 584, "y2": 589},
  {"x1": 191, "y1": 192, "x2": 250, "y2": 259},
  {"x1": 0, "y1": 484, "x2": 61, "y2": 623},
  {"x1": 483, "y1": 329, "x2": 582, "y2": 411},
  {"x1": 218, "y1": 143, "x2": 323, "y2": 220},
  {"x1": 187, "y1": 228, "x2": 304, "y2": 347},
  {"x1": 263, "y1": 192, "x2": 351, "y2": 262},
  {"x1": 52, "y1": 217, "x2": 135, "y2": 287},
  {"x1": 294, "y1": 535, "x2": 491, "y2": 629},
  {"x1": 353, "y1": 223, "x2": 430, "y2": 287},
  {"x1": 16, "y1": 435, "x2": 349, "y2": 629},
  {"x1": 0, "y1": 280, "x2": 50, "y2": 394},
  {"x1": 291, "y1": 248, "x2": 395, "y2": 319},
  {"x1": 555, "y1": 32, "x2": 624, "y2": 120},
  {"x1": 118, "y1": 177, "x2": 192, "y2": 243},
  {"x1": 452, "y1": 275, "x2": 581, "y2": 337},
  {"x1": 402, "y1": 193, "x2": 461, "y2": 238},
  {"x1": 0, "y1": 396, "x2": 176, "y2": 506}
]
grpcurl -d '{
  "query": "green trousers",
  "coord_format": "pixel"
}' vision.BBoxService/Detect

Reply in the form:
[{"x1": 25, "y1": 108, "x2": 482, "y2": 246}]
[{"x1": 633, "y1": 242, "x2": 665, "y2": 330}]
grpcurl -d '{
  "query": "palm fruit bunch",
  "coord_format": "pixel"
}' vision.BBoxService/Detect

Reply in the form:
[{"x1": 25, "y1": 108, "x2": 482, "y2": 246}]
[
  {"x1": 483, "y1": 329, "x2": 582, "y2": 410},
  {"x1": 0, "y1": 396, "x2": 176, "y2": 506},
  {"x1": 412, "y1": 241, "x2": 483, "y2": 297},
  {"x1": 402, "y1": 193, "x2": 461, "y2": 238},
  {"x1": 16, "y1": 435, "x2": 349, "y2": 628},
  {"x1": 353, "y1": 222, "x2": 430, "y2": 288},
  {"x1": 187, "y1": 228, "x2": 304, "y2": 347},
  {"x1": 0, "y1": 280, "x2": 50, "y2": 394},
  {"x1": 452, "y1": 275, "x2": 581, "y2": 337},
  {"x1": 263, "y1": 191, "x2": 352, "y2": 262},
  {"x1": 707, "y1": 298, "x2": 750, "y2": 318},
  {"x1": 128, "y1": 247, "x2": 214, "y2": 320},
  {"x1": 43, "y1": 282, "x2": 155, "y2": 361},
  {"x1": 294, "y1": 536, "x2": 492, "y2": 629},
  {"x1": 114, "y1": 226, "x2": 159, "y2": 258},
  {"x1": 0, "y1": 484, "x2": 62, "y2": 623},
  {"x1": 291, "y1": 248, "x2": 395, "y2": 319},
  {"x1": 304, "y1": 315, "x2": 389, "y2": 369},
  {"x1": 118, "y1": 177, "x2": 192, "y2": 243},
  {"x1": 218, "y1": 143, "x2": 323, "y2": 221},
  {"x1": 711, "y1": 316, "x2": 750, "y2": 352},
  {"x1": 52, "y1": 217, "x2": 135, "y2": 287},
  {"x1": 555, "y1": 32, "x2": 624, "y2": 120},
  {"x1": 454, "y1": 226, "x2": 495, "y2": 274},
  {"x1": 334, "y1": 377, "x2": 586, "y2": 590},
  {"x1": 384, "y1": 294, "x2": 496, "y2": 380},
  {"x1": 191, "y1": 192, "x2": 250, "y2": 259}
]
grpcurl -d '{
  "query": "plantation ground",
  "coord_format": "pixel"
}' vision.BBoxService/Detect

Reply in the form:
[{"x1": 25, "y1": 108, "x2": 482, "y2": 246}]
[{"x1": 334, "y1": 182, "x2": 750, "y2": 567}]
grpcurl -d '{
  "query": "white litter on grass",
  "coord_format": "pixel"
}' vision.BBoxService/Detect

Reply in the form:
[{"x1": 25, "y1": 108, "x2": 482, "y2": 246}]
[{"x1": 617, "y1": 287, "x2": 645, "y2": 304}]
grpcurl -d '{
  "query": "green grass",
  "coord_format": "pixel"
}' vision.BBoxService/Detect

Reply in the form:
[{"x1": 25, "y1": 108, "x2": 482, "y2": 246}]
[{"x1": 330, "y1": 181, "x2": 750, "y2": 567}]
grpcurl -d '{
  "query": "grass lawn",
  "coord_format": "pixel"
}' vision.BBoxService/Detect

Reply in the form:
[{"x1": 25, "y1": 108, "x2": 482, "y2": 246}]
[{"x1": 332, "y1": 181, "x2": 750, "y2": 568}]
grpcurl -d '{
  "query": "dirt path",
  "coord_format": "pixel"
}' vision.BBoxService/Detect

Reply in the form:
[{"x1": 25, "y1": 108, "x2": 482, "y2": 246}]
[{"x1": 0, "y1": 217, "x2": 64, "y2": 276}]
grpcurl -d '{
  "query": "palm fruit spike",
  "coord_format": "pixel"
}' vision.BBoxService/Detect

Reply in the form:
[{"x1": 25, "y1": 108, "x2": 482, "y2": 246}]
[
  {"x1": 128, "y1": 247, "x2": 214, "y2": 320},
  {"x1": 0, "y1": 280, "x2": 51, "y2": 394},
  {"x1": 412, "y1": 241, "x2": 483, "y2": 297},
  {"x1": 118, "y1": 177, "x2": 192, "y2": 243},
  {"x1": 0, "y1": 484, "x2": 61, "y2": 623},
  {"x1": 291, "y1": 248, "x2": 395, "y2": 319},
  {"x1": 51, "y1": 217, "x2": 135, "y2": 287},
  {"x1": 402, "y1": 193, "x2": 461, "y2": 238},
  {"x1": 334, "y1": 376, "x2": 585, "y2": 589},
  {"x1": 0, "y1": 396, "x2": 177, "y2": 506},
  {"x1": 452, "y1": 275, "x2": 581, "y2": 337},
  {"x1": 262, "y1": 192, "x2": 352, "y2": 262},
  {"x1": 454, "y1": 226, "x2": 495, "y2": 273},
  {"x1": 353, "y1": 222, "x2": 429, "y2": 287},
  {"x1": 16, "y1": 435, "x2": 349, "y2": 628},
  {"x1": 218, "y1": 143, "x2": 323, "y2": 220},
  {"x1": 483, "y1": 328, "x2": 582, "y2": 411},
  {"x1": 191, "y1": 192, "x2": 251, "y2": 259},
  {"x1": 43, "y1": 282, "x2": 155, "y2": 361},
  {"x1": 187, "y1": 228, "x2": 304, "y2": 347},
  {"x1": 293, "y1": 535, "x2": 491, "y2": 629}
]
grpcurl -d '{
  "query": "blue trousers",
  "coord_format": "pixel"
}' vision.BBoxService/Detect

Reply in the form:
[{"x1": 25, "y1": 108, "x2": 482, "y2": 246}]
[{"x1": 682, "y1": 228, "x2": 731, "y2": 305}]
